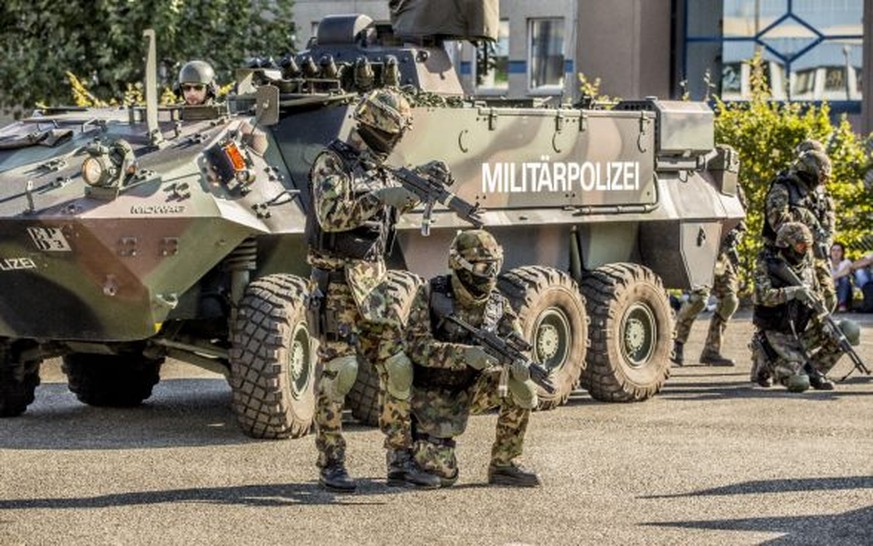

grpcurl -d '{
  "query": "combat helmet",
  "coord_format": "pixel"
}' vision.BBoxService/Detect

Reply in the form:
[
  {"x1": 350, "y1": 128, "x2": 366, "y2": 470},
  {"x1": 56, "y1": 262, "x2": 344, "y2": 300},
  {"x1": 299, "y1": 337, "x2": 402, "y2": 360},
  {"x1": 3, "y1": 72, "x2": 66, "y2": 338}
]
[
  {"x1": 795, "y1": 138, "x2": 825, "y2": 155},
  {"x1": 449, "y1": 229, "x2": 504, "y2": 302},
  {"x1": 792, "y1": 149, "x2": 831, "y2": 185},
  {"x1": 775, "y1": 222, "x2": 813, "y2": 249},
  {"x1": 176, "y1": 60, "x2": 217, "y2": 100},
  {"x1": 353, "y1": 88, "x2": 412, "y2": 154},
  {"x1": 837, "y1": 319, "x2": 861, "y2": 346}
]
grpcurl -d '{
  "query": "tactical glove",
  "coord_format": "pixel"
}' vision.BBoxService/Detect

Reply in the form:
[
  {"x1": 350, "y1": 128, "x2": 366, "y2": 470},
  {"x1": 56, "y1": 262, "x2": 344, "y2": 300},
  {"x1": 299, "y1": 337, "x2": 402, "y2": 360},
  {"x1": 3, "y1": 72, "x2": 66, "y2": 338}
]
[
  {"x1": 785, "y1": 285, "x2": 815, "y2": 304},
  {"x1": 462, "y1": 345, "x2": 497, "y2": 370},
  {"x1": 373, "y1": 186, "x2": 418, "y2": 208},
  {"x1": 509, "y1": 359, "x2": 530, "y2": 382}
]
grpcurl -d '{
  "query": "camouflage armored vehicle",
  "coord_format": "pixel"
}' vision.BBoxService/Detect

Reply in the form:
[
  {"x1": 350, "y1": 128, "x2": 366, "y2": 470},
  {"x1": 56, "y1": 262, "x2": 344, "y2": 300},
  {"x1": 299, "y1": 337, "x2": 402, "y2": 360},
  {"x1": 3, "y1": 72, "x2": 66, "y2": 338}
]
[{"x1": 0, "y1": 3, "x2": 743, "y2": 438}]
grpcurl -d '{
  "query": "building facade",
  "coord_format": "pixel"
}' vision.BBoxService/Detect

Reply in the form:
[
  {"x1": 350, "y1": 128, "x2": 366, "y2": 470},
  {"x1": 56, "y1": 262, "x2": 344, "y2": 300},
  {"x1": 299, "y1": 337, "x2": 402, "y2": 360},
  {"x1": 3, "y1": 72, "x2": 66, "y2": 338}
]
[{"x1": 294, "y1": 0, "x2": 871, "y2": 130}]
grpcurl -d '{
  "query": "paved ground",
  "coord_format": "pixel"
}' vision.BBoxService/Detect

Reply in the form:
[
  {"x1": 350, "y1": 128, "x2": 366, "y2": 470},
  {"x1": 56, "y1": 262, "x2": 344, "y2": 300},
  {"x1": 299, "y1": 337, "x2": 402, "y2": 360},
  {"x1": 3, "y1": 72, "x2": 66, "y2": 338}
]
[{"x1": 1, "y1": 310, "x2": 872, "y2": 545}]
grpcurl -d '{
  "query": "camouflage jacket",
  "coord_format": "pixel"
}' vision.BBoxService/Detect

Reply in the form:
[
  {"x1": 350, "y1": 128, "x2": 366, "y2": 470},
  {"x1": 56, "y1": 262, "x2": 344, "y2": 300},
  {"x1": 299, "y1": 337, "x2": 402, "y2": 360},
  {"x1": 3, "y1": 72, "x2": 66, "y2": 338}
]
[
  {"x1": 752, "y1": 248, "x2": 817, "y2": 333},
  {"x1": 306, "y1": 140, "x2": 417, "y2": 314},
  {"x1": 763, "y1": 170, "x2": 831, "y2": 251},
  {"x1": 407, "y1": 275, "x2": 522, "y2": 386}
]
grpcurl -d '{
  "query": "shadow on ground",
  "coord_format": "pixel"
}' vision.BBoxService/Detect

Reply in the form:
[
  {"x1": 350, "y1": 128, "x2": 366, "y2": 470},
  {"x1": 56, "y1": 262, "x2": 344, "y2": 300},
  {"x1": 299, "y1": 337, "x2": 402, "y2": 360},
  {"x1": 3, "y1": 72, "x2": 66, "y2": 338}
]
[{"x1": 641, "y1": 477, "x2": 873, "y2": 544}]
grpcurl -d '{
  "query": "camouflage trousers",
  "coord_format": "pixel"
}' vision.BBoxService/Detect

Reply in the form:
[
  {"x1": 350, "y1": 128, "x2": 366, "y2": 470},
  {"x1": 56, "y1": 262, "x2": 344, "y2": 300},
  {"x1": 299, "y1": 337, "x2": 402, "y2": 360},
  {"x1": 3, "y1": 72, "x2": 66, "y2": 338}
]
[
  {"x1": 815, "y1": 258, "x2": 837, "y2": 312},
  {"x1": 674, "y1": 256, "x2": 739, "y2": 355},
  {"x1": 313, "y1": 280, "x2": 410, "y2": 468},
  {"x1": 410, "y1": 369, "x2": 530, "y2": 481},
  {"x1": 762, "y1": 324, "x2": 843, "y2": 384}
]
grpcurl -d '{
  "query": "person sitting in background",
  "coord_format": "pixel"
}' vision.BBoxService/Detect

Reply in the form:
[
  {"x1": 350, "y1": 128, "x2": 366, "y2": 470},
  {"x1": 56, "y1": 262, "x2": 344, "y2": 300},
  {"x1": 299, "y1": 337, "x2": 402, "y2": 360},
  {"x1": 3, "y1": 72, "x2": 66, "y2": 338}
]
[
  {"x1": 850, "y1": 251, "x2": 873, "y2": 312},
  {"x1": 830, "y1": 242, "x2": 854, "y2": 312}
]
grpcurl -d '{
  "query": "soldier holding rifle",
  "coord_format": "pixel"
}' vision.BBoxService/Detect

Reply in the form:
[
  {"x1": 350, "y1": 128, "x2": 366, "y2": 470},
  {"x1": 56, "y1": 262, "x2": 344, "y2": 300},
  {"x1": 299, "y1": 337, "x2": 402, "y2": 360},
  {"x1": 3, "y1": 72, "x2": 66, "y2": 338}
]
[{"x1": 405, "y1": 230, "x2": 546, "y2": 488}]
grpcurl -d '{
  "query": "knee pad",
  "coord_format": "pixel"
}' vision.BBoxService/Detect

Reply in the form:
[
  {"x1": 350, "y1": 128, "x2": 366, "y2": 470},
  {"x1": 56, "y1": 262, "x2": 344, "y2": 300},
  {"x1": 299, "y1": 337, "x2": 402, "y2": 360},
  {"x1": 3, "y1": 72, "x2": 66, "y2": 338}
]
[
  {"x1": 717, "y1": 293, "x2": 739, "y2": 320},
  {"x1": 683, "y1": 290, "x2": 708, "y2": 315},
  {"x1": 384, "y1": 351, "x2": 413, "y2": 401},
  {"x1": 323, "y1": 355, "x2": 359, "y2": 402},
  {"x1": 508, "y1": 377, "x2": 538, "y2": 410},
  {"x1": 785, "y1": 373, "x2": 810, "y2": 393}
]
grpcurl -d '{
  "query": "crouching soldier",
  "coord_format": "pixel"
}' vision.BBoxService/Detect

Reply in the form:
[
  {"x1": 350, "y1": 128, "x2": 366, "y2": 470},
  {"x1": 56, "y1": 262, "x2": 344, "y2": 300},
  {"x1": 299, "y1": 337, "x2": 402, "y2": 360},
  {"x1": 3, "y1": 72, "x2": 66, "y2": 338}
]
[
  {"x1": 406, "y1": 229, "x2": 541, "y2": 487},
  {"x1": 752, "y1": 222, "x2": 860, "y2": 392}
]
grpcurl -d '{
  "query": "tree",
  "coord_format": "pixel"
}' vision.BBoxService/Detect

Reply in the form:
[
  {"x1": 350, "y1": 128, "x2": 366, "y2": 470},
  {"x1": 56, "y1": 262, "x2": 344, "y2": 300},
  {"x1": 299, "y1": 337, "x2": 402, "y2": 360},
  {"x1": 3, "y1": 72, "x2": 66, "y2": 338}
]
[
  {"x1": 713, "y1": 54, "x2": 873, "y2": 292},
  {"x1": 0, "y1": 0, "x2": 295, "y2": 115}
]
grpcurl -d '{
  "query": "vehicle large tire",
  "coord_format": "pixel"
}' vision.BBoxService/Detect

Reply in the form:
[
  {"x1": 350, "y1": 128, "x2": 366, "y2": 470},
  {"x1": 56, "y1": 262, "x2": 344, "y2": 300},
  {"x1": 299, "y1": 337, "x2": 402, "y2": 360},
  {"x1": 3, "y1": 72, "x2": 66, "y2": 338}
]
[
  {"x1": 581, "y1": 263, "x2": 672, "y2": 402},
  {"x1": 346, "y1": 270, "x2": 426, "y2": 426},
  {"x1": 0, "y1": 346, "x2": 41, "y2": 417},
  {"x1": 230, "y1": 274, "x2": 315, "y2": 439},
  {"x1": 62, "y1": 352, "x2": 163, "y2": 407},
  {"x1": 498, "y1": 266, "x2": 588, "y2": 409}
]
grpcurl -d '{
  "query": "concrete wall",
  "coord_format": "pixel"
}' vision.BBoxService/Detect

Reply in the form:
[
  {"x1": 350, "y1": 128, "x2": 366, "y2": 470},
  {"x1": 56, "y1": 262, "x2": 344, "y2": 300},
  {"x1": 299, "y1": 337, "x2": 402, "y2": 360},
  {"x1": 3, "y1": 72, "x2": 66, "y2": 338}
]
[{"x1": 576, "y1": 0, "x2": 672, "y2": 100}]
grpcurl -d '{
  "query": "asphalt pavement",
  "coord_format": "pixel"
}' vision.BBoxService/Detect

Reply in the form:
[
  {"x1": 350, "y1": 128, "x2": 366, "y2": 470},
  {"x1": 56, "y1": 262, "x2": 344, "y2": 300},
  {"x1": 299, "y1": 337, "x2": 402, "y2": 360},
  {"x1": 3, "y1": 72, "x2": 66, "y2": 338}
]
[{"x1": 1, "y1": 310, "x2": 872, "y2": 545}]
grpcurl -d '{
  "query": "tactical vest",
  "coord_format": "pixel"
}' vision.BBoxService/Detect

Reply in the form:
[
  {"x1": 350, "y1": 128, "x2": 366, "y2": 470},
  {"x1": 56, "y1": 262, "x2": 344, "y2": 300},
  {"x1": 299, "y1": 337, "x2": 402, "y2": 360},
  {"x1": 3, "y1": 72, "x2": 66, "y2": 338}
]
[
  {"x1": 752, "y1": 254, "x2": 815, "y2": 334},
  {"x1": 761, "y1": 172, "x2": 814, "y2": 243},
  {"x1": 413, "y1": 275, "x2": 505, "y2": 390},
  {"x1": 305, "y1": 139, "x2": 393, "y2": 262}
]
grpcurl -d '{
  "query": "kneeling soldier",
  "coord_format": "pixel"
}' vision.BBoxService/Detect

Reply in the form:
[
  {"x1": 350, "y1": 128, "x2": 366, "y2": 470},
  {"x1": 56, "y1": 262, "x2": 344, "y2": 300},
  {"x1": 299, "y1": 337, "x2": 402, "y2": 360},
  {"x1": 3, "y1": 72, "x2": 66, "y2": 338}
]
[
  {"x1": 752, "y1": 222, "x2": 859, "y2": 392},
  {"x1": 406, "y1": 229, "x2": 541, "y2": 487}
]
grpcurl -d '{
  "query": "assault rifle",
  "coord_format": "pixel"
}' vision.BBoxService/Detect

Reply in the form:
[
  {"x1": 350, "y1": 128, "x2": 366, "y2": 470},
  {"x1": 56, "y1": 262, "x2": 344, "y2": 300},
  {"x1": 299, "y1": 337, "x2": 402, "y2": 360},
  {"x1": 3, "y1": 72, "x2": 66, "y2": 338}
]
[
  {"x1": 445, "y1": 315, "x2": 556, "y2": 395},
  {"x1": 770, "y1": 260, "x2": 870, "y2": 381},
  {"x1": 390, "y1": 160, "x2": 484, "y2": 236}
]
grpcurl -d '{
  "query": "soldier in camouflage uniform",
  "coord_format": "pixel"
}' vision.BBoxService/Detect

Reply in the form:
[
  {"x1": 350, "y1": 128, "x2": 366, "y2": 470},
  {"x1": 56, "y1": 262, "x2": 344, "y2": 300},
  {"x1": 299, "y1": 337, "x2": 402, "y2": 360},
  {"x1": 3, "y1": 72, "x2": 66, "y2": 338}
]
[
  {"x1": 405, "y1": 230, "x2": 542, "y2": 488},
  {"x1": 751, "y1": 222, "x2": 849, "y2": 392},
  {"x1": 762, "y1": 143, "x2": 836, "y2": 309},
  {"x1": 305, "y1": 88, "x2": 439, "y2": 491},
  {"x1": 672, "y1": 185, "x2": 746, "y2": 367},
  {"x1": 751, "y1": 141, "x2": 836, "y2": 386}
]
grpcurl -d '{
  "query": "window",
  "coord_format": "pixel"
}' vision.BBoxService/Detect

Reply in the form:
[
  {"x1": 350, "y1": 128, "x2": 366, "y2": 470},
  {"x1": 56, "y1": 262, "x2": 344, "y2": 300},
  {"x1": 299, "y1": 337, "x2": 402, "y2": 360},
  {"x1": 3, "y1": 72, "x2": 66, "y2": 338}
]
[
  {"x1": 684, "y1": 0, "x2": 863, "y2": 109},
  {"x1": 529, "y1": 18, "x2": 564, "y2": 90},
  {"x1": 476, "y1": 19, "x2": 509, "y2": 90}
]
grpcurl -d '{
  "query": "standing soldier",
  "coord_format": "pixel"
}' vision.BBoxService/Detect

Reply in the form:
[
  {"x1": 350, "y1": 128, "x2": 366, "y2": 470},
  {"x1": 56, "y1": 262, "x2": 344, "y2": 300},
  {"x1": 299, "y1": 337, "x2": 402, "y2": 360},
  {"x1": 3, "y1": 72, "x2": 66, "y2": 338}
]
[
  {"x1": 752, "y1": 223, "x2": 857, "y2": 392},
  {"x1": 672, "y1": 186, "x2": 746, "y2": 367},
  {"x1": 305, "y1": 88, "x2": 439, "y2": 492},
  {"x1": 763, "y1": 142, "x2": 835, "y2": 309},
  {"x1": 406, "y1": 230, "x2": 542, "y2": 488}
]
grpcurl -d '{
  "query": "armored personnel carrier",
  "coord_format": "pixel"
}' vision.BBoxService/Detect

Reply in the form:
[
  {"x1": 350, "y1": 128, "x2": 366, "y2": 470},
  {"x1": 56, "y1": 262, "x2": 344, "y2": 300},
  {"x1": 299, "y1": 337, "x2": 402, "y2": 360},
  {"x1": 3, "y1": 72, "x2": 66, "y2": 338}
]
[{"x1": 0, "y1": 6, "x2": 743, "y2": 438}]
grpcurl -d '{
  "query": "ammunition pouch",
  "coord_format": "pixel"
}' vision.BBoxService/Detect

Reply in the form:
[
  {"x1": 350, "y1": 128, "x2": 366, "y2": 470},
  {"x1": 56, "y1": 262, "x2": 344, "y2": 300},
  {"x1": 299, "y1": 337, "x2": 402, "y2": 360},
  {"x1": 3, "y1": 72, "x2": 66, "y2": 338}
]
[
  {"x1": 507, "y1": 377, "x2": 538, "y2": 410},
  {"x1": 322, "y1": 355, "x2": 359, "y2": 402},
  {"x1": 308, "y1": 268, "x2": 354, "y2": 342},
  {"x1": 719, "y1": 293, "x2": 739, "y2": 320},
  {"x1": 413, "y1": 364, "x2": 479, "y2": 391},
  {"x1": 383, "y1": 351, "x2": 413, "y2": 400}
]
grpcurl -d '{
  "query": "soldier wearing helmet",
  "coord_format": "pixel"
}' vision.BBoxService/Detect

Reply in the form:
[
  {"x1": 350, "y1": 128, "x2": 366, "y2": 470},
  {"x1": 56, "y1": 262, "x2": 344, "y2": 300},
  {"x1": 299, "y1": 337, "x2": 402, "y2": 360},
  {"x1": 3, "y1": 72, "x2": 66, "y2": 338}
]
[
  {"x1": 751, "y1": 222, "x2": 852, "y2": 392},
  {"x1": 175, "y1": 60, "x2": 217, "y2": 106},
  {"x1": 305, "y1": 88, "x2": 441, "y2": 492},
  {"x1": 404, "y1": 229, "x2": 542, "y2": 488},
  {"x1": 762, "y1": 142, "x2": 836, "y2": 310}
]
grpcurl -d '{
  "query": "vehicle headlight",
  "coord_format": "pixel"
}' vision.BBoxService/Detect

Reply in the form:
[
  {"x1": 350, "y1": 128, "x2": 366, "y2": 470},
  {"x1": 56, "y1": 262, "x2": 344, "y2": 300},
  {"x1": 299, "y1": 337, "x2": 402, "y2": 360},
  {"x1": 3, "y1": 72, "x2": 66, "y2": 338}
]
[{"x1": 81, "y1": 155, "x2": 114, "y2": 187}]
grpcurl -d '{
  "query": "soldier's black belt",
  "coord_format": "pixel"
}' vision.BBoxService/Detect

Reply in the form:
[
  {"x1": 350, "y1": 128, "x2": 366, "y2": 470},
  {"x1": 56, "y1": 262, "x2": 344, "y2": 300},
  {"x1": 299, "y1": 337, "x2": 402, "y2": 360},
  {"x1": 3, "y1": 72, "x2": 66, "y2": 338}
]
[{"x1": 311, "y1": 267, "x2": 346, "y2": 285}]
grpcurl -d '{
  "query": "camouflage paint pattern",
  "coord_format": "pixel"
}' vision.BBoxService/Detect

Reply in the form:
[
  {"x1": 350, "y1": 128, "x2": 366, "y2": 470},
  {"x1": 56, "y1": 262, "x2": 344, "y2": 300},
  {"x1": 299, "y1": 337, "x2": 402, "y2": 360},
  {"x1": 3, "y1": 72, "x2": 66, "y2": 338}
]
[
  {"x1": 308, "y1": 128, "x2": 421, "y2": 467},
  {"x1": 406, "y1": 276, "x2": 530, "y2": 477},
  {"x1": 764, "y1": 170, "x2": 836, "y2": 308},
  {"x1": 674, "y1": 251, "x2": 739, "y2": 356},
  {"x1": 752, "y1": 247, "x2": 843, "y2": 382},
  {"x1": 312, "y1": 279, "x2": 410, "y2": 467}
]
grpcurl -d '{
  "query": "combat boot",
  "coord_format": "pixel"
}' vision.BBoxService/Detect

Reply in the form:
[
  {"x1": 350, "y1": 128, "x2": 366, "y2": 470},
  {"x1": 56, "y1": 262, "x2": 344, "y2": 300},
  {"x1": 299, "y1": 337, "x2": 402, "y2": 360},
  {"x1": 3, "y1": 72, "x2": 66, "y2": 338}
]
[
  {"x1": 699, "y1": 349, "x2": 735, "y2": 367},
  {"x1": 488, "y1": 461, "x2": 541, "y2": 488},
  {"x1": 809, "y1": 373, "x2": 835, "y2": 391},
  {"x1": 319, "y1": 463, "x2": 357, "y2": 492},
  {"x1": 671, "y1": 341, "x2": 684, "y2": 366},
  {"x1": 755, "y1": 372, "x2": 773, "y2": 388},
  {"x1": 386, "y1": 450, "x2": 441, "y2": 489}
]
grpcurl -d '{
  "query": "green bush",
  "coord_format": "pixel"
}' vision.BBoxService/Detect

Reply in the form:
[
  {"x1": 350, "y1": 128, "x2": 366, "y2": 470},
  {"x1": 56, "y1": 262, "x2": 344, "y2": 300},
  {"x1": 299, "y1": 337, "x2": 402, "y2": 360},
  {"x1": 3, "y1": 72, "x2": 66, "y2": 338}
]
[
  {"x1": 713, "y1": 55, "x2": 873, "y2": 294},
  {"x1": 0, "y1": 0, "x2": 295, "y2": 115}
]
